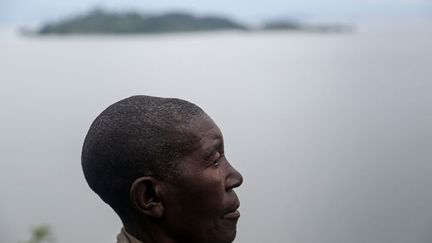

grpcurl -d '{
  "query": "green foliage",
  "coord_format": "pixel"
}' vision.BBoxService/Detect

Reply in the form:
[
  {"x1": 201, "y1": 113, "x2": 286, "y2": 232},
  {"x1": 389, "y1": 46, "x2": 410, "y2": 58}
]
[
  {"x1": 38, "y1": 9, "x2": 248, "y2": 35},
  {"x1": 34, "y1": 8, "x2": 351, "y2": 35},
  {"x1": 21, "y1": 224, "x2": 55, "y2": 243}
]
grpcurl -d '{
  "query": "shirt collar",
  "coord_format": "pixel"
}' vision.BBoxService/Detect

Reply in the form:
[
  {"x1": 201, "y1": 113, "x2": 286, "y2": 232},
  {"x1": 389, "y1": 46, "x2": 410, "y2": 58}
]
[{"x1": 117, "y1": 227, "x2": 144, "y2": 243}]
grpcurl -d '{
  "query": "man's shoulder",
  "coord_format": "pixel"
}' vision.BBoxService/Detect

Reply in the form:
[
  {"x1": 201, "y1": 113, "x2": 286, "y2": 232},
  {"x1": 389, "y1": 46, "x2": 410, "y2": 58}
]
[{"x1": 116, "y1": 228, "x2": 143, "y2": 243}]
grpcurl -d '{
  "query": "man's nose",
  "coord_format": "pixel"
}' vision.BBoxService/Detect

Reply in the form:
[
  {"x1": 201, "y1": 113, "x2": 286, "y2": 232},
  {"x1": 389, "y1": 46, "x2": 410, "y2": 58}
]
[{"x1": 225, "y1": 161, "x2": 243, "y2": 191}]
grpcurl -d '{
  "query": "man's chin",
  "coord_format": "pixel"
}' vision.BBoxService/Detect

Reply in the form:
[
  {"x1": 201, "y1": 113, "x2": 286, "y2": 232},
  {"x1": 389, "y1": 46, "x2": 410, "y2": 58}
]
[{"x1": 216, "y1": 227, "x2": 238, "y2": 243}]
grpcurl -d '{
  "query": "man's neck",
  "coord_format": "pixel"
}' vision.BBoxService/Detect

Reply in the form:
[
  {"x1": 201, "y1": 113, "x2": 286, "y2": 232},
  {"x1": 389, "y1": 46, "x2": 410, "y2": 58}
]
[{"x1": 124, "y1": 222, "x2": 179, "y2": 243}]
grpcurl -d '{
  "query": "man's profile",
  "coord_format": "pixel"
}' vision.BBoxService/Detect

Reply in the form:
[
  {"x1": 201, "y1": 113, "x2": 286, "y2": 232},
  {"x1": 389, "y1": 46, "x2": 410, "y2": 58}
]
[{"x1": 81, "y1": 95, "x2": 243, "y2": 243}]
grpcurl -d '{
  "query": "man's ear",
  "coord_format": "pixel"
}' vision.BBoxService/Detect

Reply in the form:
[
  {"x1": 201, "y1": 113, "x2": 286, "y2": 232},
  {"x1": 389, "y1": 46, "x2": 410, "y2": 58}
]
[{"x1": 130, "y1": 177, "x2": 164, "y2": 218}]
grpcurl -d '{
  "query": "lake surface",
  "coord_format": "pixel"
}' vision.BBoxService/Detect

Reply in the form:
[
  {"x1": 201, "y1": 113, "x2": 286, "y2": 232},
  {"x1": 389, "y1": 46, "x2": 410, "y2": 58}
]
[{"x1": 1, "y1": 20, "x2": 432, "y2": 243}]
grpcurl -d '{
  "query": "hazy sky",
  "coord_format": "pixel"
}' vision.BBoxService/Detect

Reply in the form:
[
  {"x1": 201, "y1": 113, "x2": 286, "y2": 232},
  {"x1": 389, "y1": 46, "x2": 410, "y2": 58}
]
[{"x1": 0, "y1": 0, "x2": 431, "y2": 24}]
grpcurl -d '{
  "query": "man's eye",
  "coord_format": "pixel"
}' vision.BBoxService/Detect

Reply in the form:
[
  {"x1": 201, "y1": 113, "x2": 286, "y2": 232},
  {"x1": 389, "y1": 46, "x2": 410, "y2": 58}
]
[{"x1": 212, "y1": 152, "x2": 221, "y2": 167}]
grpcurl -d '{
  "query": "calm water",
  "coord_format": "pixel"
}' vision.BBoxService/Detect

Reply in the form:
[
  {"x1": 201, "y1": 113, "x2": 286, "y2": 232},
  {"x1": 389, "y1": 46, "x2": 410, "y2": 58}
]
[{"x1": 1, "y1": 21, "x2": 432, "y2": 243}]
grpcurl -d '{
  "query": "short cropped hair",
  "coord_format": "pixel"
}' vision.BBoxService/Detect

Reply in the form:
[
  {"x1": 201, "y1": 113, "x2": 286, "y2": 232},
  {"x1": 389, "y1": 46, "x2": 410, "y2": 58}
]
[{"x1": 81, "y1": 95, "x2": 205, "y2": 221}]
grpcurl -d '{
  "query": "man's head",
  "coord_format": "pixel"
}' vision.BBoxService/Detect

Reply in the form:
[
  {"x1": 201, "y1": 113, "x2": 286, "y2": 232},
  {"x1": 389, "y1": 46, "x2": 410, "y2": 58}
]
[{"x1": 81, "y1": 96, "x2": 243, "y2": 243}]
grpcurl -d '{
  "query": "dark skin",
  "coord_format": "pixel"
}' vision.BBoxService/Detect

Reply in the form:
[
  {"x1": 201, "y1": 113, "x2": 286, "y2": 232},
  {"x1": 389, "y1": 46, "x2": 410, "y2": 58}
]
[{"x1": 126, "y1": 115, "x2": 243, "y2": 243}]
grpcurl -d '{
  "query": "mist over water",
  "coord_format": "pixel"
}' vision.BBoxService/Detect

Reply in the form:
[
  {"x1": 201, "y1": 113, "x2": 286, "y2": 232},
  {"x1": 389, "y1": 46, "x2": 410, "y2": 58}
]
[{"x1": 1, "y1": 21, "x2": 431, "y2": 243}]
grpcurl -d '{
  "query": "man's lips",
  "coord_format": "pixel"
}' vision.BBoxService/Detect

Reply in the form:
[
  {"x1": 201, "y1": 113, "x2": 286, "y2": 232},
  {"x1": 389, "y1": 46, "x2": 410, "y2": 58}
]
[
  {"x1": 222, "y1": 209, "x2": 240, "y2": 220},
  {"x1": 222, "y1": 200, "x2": 240, "y2": 220}
]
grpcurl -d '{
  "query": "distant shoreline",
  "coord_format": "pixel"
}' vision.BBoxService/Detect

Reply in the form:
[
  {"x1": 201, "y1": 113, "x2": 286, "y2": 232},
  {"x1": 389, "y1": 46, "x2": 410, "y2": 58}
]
[{"x1": 22, "y1": 8, "x2": 354, "y2": 36}]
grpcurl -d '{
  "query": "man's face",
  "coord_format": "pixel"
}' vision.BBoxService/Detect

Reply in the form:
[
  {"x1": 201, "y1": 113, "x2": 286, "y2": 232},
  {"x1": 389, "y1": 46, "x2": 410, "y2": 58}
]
[{"x1": 161, "y1": 115, "x2": 243, "y2": 243}]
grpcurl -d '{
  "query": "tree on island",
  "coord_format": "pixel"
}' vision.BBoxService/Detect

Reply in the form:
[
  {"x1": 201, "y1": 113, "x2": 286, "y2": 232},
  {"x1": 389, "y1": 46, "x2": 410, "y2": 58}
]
[
  {"x1": 34, "y1": 8, "x2": 352, "y2": 35},
  {"x1": 38, "y1": 9, "x2": 248, "y2": 34}
]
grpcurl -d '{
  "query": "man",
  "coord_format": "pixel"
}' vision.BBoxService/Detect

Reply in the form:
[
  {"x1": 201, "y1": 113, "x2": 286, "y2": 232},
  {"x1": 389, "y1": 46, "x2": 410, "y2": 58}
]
[{"x1": 81, "y1": 95, "x2": 243, "y2": 243}]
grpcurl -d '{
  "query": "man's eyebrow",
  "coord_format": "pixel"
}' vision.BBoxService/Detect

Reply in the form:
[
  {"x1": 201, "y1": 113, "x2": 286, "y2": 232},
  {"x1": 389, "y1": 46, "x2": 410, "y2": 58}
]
[
  {"x1": 203, "y1": 139, "x2": 223, "y2": 159},
  {"x1": 213, "y1": 139, "x2": 223, "y2": 151}
]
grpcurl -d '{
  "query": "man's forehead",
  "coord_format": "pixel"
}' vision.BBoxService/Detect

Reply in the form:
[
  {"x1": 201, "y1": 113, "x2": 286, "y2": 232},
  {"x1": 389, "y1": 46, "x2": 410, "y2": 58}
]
[
  {"x1": 181, "y1": 116, "x2": 223, "y2": 153},
  {"x1": 193, "y1": 117, "x2": 222, "y2": 139}
]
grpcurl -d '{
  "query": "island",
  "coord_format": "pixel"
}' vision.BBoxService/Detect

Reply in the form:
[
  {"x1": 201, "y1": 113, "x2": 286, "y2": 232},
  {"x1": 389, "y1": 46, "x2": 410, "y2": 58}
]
[
  {"x1": 32, "y1": 8, "x2": 353, "y2": 35},
  {"x1": 262, "y1": 20, "x2": 353, "y2": 33},
  {"x1": 37, "y1": 9, "x2": 248, "y2": 34}
]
